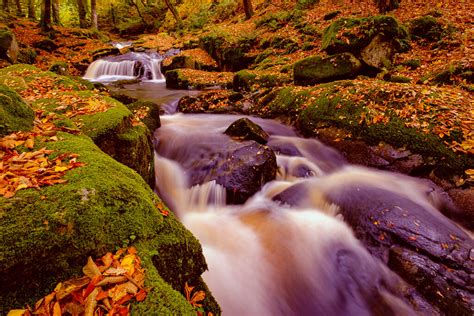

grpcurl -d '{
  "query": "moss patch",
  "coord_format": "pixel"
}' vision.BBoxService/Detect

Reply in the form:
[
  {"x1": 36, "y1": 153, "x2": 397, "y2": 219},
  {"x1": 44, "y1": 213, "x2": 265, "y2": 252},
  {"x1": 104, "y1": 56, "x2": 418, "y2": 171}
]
[{"x1": 0, "y1": 83, "x2": 34, "y2": 136}]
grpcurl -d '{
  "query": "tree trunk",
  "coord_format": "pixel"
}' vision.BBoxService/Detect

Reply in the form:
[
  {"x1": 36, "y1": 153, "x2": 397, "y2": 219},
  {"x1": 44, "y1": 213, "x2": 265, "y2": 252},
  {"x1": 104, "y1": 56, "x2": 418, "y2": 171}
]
[
  {"x1": 243, "y1": 0, "x2": 253, "y2": 20},
  {"x1": 40, "y1": 0, "x2": 53, "y2": 32},
  {"x1": 164, "y1": 0, "x2": 183, "y2": 28},
  {"x1": 77, "y1": 0, "x2": 87, "y2": 28},
  {"x1": 3, "y1": 0, "x2": 9, "y2": 13},
  {"x1": 91, "y1": 0, "x2": 97, "y2": 29},
  {"x1": 28, "y1": 0, "x2": 36, "y2": 19},
  {"x1": 15, "y1": 0, "x2": 22, "y2": 16},
  {"x1": 52, "y1": 0, "x2": 60, "y2": 25}
]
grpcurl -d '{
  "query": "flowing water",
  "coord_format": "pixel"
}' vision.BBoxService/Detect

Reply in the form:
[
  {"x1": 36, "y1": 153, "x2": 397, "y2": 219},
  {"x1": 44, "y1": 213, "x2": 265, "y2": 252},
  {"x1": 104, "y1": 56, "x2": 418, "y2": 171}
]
[
  {"x1": 152, "y1": 113, "x2": 448, "y2": 315},
  {"x1": 84, "y1": 52, "x2": 166, "y2": 82},
  {"x1": 84, "y1": 54, "x2": 471, "y2": 315}
]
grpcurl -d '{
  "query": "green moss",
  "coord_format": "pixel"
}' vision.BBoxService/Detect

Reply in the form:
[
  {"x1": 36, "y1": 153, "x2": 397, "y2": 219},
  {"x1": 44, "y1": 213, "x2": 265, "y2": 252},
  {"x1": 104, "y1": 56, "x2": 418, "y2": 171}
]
[
  {"x1": 321, "y1": 15, "x2": 409, "y2": 54},
  {"x1": 127, "y1": 100, "x2": 161, "y2": 132},
  {"x1": 233, "y1": 70, "x2": 257, "y2": 91},
  {"x1": 0, "y1": 132, "x2": 218, "y2": 313},
  {"x1": 0, "y1": 84, "x2": 34, "y2": 136},
  {"x1": 49, "y1": 61, "x2": 69, "y2": 76},
  {"x1": 78, "y1": 100, "x2": 132, "y2": 140},
  {"x1": 0, "y1": 75, "x2": 28, "y2": 91},
  {"x1": 409, "y1": 15, "x2": 443, "y2": 42},
  {"x1": 401, "y1": 59, "x2": 421, "y2": 70}
]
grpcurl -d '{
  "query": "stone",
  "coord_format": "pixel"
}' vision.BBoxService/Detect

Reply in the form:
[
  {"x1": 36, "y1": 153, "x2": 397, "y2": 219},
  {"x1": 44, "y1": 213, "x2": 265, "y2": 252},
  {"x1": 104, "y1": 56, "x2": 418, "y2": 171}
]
[
  {"x1": 0, "y1": 84, "x2": 34, "y2": 136},
  {"x1": 409, "y1": 15, "x2": 443, "y2": 42},
  {"x1": 183, "y1": 140, "x2": 278, "y2": 204},
  {"x1": 91, "y1": 47, "x2": 120, "y2": 61},
  {"x1": 0, "y1": 28, "x2": 19, "y2": 63},
  {"x1": 321, "y1": 15, "x2": 409, "y2": 55},
  {"x1": 294, "y1": 53, "x2": 362, "y2": 85},
  {"x1": 361, "y1": 34, "x2": 396, "y2": 69},
  {"x1": 49, "y1": 61, "x2": 69, "y2": 76},
  {"x1": 225, "y1": 117, "x2": 269, "y2": 144}
]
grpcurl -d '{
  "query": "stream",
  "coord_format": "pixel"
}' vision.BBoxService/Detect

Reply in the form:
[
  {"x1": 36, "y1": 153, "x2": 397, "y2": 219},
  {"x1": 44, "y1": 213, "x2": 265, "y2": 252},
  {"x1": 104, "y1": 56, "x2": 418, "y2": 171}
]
[{"x1": 86, "y1": 54, "x2": 474, "y2": 315}]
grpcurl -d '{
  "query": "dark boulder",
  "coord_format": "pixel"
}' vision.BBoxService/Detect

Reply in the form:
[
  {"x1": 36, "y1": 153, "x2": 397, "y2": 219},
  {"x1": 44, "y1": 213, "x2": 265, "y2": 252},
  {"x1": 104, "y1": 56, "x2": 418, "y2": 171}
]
[
  {"x1": 325, "y1": 184, "x2": 474, "y2": 315},
  {"x1": 17, "y1": 45, "x2": 37, "y2": 64},
  {"x1": 409, "y1": 15, "x2": 443, "y2": 42},
  {"x1": 294, "y1": 53, "x2": 362, "y2": 85},
  {"x1": 0, "y1": 28, "x2": 19, "y2": 63},
  {"x1": 224, "y1": 118, "x2": 269, "y2": 145},
  {"x1": 49, "y1": 62, "x2": 69, "y2": 76}
]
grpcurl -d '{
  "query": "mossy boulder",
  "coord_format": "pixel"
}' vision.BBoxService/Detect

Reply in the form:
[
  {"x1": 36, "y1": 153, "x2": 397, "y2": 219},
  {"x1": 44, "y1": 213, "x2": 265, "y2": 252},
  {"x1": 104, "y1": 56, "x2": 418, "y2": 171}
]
[
  {"x1": 419, "y1": 63, "x2": 473, "y2": 85},
  {"x1": 166, "y1": 69, "x2": 233, "y2": 90},
  {"x1": 294, "y1": 53, "x2": 362, "y2": 85},
  {"x1": 0, "y1": 133, "x2": 219, "y2": 314},
  {"x1": 225, "y1": 117, "x2": 269, "y2": 144},
  {"x1": 49, "y1": 61, "x2": 69, "y2": 76},
  {"x1": 321, "y1": 15, "x2": 409, "y2": 56},
  {"x1": 17, "y1": 46, "x2": 37, "y2": 64},
  {"x1": 127, "y1": 100, "x2": 162, "y2": 132},
  {"x1": 0, "y1": 84, "x2": 34, "y2": 136},
  {"x1": 199, "y1": 33, "x2": 256, "y2": 71},
  {"x1": 409, "y1": 15, "x2": 443, "y2": 42},
  {"x1": 0, "y1": 28, "x2": 19, "y2": 63},
  {"x1": 233, "y1": 69, "x2": 290, "y2": 91},
  {"x1": 162, "y1": 50, "x2": 218, "y2": 73}
]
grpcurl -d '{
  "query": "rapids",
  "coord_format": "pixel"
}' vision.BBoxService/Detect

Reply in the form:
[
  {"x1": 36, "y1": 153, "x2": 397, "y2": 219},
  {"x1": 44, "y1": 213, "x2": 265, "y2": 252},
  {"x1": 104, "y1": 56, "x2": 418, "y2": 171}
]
[{"x1": 152, "y1": 113, "x2": 450, "y2": 315}]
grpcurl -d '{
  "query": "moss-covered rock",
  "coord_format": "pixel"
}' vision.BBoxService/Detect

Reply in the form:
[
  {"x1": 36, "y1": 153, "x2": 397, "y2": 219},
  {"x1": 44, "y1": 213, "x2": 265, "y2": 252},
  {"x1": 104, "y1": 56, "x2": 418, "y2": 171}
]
[
  {"x1": 294, "y1": 53, "x2": 362, "y2": 85},
  {"x1": 419, "y1": 63, "x2": 474, "y2": 85},
  {"x1": 166, "y1": 69, "x2": 233, "y2": 90},
  {"x1": 0, "y1": 28, "x2": 19, "y2": 63},
  {"x1": 0, "y1": 83, "x2": 34, "y2": 136},
  {"x1": 409, "y1": 15, "x2": 443, "y2": 42},
  {"x1": 321, "y1": 15, "x2": 409, "y2": 55},
  {"x1": 17, "y1": 46, "x2": 37, "y2": 64},
  {"x1": 49, "y1": 61, "x2": 69, "y2": 76},
  {"x1": 0, "y1": 132, "x2": 219, "y2": 314},
  {"x1": 233, "y1": 69, "x2": 290, "y2": 91},
  {"x1": 199, "y1": 32, "x2": 256, "y2": 71},
  {"x1": 162, "y1": 49, "x2": 218, "y2": 73},
  {"x1": 32, "y1": 38, "x2": 58, "y2": 52},
  {"x1": 127, "y1": 100, "x2": 161, "y2": 132}
]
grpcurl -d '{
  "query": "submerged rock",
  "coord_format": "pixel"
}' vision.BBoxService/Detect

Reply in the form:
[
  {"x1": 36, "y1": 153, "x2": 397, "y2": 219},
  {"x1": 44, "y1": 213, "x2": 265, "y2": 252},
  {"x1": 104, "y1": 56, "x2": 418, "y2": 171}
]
[{"x1": 225, "y1": 117, "x2": 269, "y2": 144}]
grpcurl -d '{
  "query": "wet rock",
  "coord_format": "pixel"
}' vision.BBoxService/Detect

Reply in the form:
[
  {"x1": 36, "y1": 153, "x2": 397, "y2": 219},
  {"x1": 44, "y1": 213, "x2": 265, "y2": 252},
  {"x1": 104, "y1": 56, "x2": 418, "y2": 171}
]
[
  {"x1": 109, "y1": 91, "x2": 139, "y2": 105},
  {"x1": 91, "y1": 47, "x2": 120, "y2": 61},
  {"x1": 178, "y1": 91, "x2": 246, "y2": 114},
  {"x1": 448, "y1": 188, "x2": 474, "y2": 230},
  {"x1": 184, "y1": 141, "x2": 277, "y2": 204},
  {"x1": 225, "y1": 118, "x2": 269, "y2": 145},
  {"x1": 325, "y1": 185, "x2": 474, "y2": 315},
  {"x1": 127, "y1": 100, "x2": 161, "y2": 132},
  {"x1": 294, "y1": 53, "x2": 362, "y2": 85},
  {"x1": 0, "y1": 28, "x2": 19, "y2": 63}
]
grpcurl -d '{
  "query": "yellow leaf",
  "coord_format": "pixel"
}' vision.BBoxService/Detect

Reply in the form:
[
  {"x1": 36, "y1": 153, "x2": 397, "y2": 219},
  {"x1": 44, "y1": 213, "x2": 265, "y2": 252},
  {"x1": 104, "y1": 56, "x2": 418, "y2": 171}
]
[
  {"x1": 54, "y1": 166, "x2": 68, "y2": 172},
  {"x1": 25, "y1": 138, "x2": 34, "y2": 149},
  {"x1": 7, "y1": 310, "x2": 27, "y2": 316},
  {"x1": 84, "y1": 288, "x2": 98, "y2": 316},
  {"x1": 466, "y1": 169, "x2": 474, "y2": 175},
  {"x1": 53, "y1": 302, "x2": 61, "y2": 316},
  {"x1": 121, "y1": 254, "x2": 136, "y2": 275}
]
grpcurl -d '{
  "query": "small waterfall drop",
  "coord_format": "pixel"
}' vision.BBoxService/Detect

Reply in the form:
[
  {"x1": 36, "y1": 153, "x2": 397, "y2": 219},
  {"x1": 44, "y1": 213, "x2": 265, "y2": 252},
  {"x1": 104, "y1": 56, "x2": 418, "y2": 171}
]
[{"x1": 84, "y1": 52, "x2": 165, "y2": 83}]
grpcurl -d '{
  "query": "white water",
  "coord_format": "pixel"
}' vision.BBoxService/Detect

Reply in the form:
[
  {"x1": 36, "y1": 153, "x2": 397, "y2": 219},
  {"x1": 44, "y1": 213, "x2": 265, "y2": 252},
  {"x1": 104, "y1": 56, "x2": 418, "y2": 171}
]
[
  {"x1": 83, "y1": 52, "x2": 165, "y2": 83},
  {"x1": 152, "y1": 114, "x2": 457, "y2": 315}
]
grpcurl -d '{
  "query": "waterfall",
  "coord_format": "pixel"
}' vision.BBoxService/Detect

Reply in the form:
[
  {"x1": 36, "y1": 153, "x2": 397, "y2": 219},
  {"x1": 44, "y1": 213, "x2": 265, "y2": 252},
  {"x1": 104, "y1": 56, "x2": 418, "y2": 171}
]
[
  {"x1": 83, "y1": 52, "x2": 165, "y2": 83},
  {"x1": 152, "y1": 114, "x2": 452, "y2": 315}
]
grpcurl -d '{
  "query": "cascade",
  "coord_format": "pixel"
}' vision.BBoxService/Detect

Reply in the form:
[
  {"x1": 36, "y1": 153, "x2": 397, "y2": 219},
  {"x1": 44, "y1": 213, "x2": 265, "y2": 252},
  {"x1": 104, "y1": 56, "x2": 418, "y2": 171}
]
[
  {"x1": 152, "y1": 113, "x2": 473, "y2": 315},
  {"x1": 83, "y1": 52, "x2": 165, "y2": 82}
]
